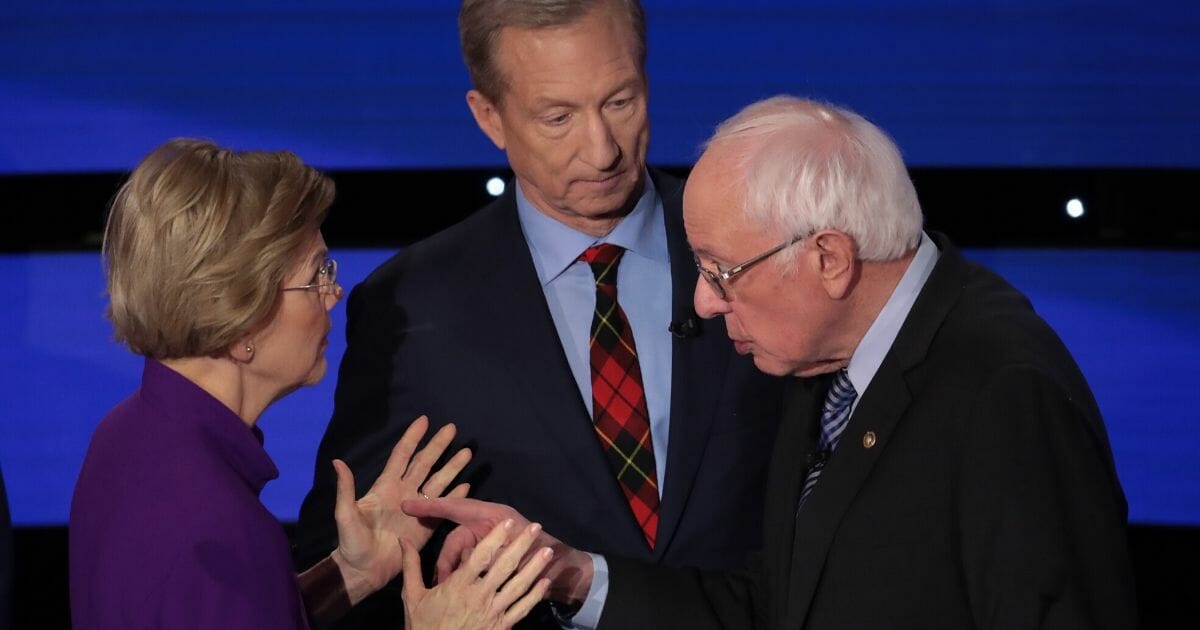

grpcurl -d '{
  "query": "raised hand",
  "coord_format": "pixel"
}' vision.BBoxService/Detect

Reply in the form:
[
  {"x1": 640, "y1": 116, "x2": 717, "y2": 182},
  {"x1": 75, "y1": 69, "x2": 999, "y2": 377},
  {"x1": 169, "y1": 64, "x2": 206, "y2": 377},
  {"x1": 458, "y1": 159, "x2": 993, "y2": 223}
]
[
  {"x1": 401, "y1": 519, "x2": 552, "y2": 630},
  {"x1": 331, "y1": 416, "x2": 472, "y2": 603}
]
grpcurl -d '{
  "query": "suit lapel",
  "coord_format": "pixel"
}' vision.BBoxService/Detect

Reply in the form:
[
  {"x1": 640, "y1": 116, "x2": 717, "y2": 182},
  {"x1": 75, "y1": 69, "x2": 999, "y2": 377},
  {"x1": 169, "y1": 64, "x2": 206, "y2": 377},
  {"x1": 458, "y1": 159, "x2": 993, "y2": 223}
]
[
  {"x1": 468, "y1": 192, "x2": 637, "y2": 534},
  {"x1": 653, "y1": 170, "x2": 734, "y2": 557},
  {"x1": 783, "y1": 233, "x2": 972, "y2": 626},
  {"x1": 766, "y1": 375, "x2": 828, "y2": 627}
]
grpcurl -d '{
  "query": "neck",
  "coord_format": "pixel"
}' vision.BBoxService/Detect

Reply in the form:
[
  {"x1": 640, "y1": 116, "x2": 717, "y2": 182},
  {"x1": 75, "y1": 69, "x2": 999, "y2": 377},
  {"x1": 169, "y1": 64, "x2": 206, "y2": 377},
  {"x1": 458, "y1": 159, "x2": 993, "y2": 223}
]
[
  {"x1": 840, "y1": 249, "x2": 918, "y2": 358},
  {"x1": 159, "y1": 356, "x2": 271, "y2": 428}
]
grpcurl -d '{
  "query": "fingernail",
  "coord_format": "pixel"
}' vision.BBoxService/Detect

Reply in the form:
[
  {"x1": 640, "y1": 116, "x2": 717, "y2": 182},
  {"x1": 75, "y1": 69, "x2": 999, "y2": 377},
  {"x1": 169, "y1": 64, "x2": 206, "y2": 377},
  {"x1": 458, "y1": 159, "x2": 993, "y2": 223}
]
[
  {"x1": 502, "y1": 518, "x2": 514, "y2": 529},
  {"x1": 543, "y1": 547, "x2": 554, "y2": 559},
  {"x1": 528, "y1": 523, "x2": 542, "y2": 535}
]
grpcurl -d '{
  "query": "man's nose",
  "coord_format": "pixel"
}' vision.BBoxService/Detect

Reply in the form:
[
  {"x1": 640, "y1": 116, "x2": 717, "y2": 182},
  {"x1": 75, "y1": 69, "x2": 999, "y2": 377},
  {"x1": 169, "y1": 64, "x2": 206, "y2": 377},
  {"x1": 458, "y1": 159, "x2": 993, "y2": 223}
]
[
  {"x1": 581, "y1": 113, "x2": 620, "y2": 170},
  {"x1": 694, "y1": 275, "x2": 730, "y2": 319}
]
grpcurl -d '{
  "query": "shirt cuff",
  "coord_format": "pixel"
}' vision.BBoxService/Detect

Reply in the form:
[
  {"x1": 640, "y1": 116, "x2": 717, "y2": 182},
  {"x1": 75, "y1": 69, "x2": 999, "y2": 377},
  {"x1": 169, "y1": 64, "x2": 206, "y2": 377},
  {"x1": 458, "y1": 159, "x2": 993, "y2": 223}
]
[
  {"x1": 559, "y1": 553, "x2": 609, "y2": 630},
  {"x1": 296, "y1": 555, "x2": 351, "y2": 629}
]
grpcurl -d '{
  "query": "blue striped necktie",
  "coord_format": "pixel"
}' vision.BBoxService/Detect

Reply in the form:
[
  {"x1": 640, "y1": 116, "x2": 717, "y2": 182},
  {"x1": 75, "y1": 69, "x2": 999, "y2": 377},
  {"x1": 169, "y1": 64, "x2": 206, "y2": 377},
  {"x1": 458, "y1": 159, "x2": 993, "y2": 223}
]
[{"x1": 798, "y1": 369, "x2": 857, "y2": 510}]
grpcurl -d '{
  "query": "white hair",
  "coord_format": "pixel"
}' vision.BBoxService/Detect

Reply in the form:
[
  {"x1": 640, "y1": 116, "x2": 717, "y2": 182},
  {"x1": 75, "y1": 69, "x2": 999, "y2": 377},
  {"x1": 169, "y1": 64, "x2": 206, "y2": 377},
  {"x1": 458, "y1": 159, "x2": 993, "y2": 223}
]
[{"x1": 704, "y1": 95, "x2": 923, "y2": 263}]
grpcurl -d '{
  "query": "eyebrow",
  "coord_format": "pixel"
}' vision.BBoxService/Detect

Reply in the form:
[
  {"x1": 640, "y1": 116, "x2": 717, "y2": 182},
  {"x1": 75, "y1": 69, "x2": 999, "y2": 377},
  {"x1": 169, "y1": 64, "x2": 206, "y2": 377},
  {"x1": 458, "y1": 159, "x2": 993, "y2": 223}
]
[
  {"x1": 530, "y1": 97, "x2": 574, "y2": 111},
  {"x1": 529, "y1": 79, "x2": 642, "y2": 112},
  {"x1": 605, "y1": 79, "x2": 641, "y2": 98},
  {"x1": 689, "y1": 244, "x2": 720, "y2": 262}
]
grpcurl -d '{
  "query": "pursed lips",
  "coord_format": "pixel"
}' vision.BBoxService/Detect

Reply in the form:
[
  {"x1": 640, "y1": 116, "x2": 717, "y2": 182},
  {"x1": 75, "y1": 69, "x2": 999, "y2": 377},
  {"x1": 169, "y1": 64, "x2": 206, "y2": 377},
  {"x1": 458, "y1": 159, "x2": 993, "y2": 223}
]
[
  {"x1": 731, "y1": 338, "x2": 753, "y2": 355},
  {"x1": 573, "y1": 170, "x2": 624, "y2": 188}
]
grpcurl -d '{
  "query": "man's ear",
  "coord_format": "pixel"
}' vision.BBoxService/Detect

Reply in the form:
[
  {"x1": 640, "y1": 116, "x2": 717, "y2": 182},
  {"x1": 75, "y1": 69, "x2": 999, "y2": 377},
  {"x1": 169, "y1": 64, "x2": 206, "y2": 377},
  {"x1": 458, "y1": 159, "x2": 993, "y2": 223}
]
[
  {"x1": 466, "y1": 90, "x2": 507, "y2": 150},
  {"x1": 813, "y1": 230, "x2": 858, "y2": 300}
]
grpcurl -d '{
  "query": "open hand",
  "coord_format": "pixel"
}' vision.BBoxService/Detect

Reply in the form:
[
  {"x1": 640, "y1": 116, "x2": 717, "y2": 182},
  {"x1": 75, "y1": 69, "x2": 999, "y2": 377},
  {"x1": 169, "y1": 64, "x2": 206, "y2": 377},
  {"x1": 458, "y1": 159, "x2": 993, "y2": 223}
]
[
  {"x1": 401, "y1": 519, "x2": 552, "y2": 630},
  {"x1": 331, "y1": 416, "x2": 472, "y2": 603}
]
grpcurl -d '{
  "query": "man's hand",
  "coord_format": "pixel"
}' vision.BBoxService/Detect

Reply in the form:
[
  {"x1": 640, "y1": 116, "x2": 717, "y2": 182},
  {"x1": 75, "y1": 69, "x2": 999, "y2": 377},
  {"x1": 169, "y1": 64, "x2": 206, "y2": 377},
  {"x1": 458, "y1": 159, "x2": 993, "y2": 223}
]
[
  {"x1": 331, "y1": 416, "x2": 472, "y2": 604},
  {"x1": 401, "y1": 497, "x2": 594, "y2": 606},
  {"x1": 401, "y1": 520, "x2": 553, "y2": 630}
]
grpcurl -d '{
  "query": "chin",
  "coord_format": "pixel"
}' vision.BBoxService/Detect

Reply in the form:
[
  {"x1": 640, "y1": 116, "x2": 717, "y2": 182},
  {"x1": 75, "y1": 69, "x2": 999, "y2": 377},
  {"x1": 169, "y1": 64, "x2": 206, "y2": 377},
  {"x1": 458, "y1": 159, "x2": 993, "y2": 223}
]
[
  {"x1": 789, "y1": 362, "x2": 845, "y2": 379},
  {"x1": 303, "y1": 359, "x2": 328, "y2": 386},
  {"x1": 750, "y1": 355, "x2": 797, "y2": 378}
]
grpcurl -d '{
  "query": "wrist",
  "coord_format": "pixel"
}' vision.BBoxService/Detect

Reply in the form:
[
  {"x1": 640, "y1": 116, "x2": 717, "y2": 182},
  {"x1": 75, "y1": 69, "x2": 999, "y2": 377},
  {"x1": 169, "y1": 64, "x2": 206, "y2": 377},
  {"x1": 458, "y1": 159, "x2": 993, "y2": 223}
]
[
  {"x1": 297, "y1": 556, "x2": 352, "y2": 628},
  {"x1": 329, "y1": 548, "x2": 384, "y2": 606},
  {"x1": 546, "y1": 546, "x2": 594, "y2": 606}
]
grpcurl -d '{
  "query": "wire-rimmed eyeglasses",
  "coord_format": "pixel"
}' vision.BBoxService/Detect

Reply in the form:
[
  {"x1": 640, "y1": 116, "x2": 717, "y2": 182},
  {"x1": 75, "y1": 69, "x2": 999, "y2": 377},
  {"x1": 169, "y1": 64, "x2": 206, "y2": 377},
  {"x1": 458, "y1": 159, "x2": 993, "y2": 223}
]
[
  {"x1": 693, "y1": 236, "x2": 805, "y2": 300},
  {"x1": 283, "y1": 258, "x2": 340, "y2": 295}
]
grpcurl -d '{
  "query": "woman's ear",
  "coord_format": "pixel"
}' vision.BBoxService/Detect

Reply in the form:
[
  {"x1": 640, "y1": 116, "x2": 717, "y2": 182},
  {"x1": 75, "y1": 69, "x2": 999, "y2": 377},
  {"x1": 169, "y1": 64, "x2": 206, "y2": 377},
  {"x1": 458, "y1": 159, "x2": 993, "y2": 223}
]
[{"x1": 231, "y1": 340, "x2": 255, "y2": 363}]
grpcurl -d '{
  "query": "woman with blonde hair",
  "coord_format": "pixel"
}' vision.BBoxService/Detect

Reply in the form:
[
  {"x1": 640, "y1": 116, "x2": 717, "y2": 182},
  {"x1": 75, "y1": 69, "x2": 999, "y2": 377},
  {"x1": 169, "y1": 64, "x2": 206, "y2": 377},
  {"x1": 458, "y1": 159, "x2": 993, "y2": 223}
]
[{"x1": 70, "y1": 139, "x2": 550, "y2": 629}]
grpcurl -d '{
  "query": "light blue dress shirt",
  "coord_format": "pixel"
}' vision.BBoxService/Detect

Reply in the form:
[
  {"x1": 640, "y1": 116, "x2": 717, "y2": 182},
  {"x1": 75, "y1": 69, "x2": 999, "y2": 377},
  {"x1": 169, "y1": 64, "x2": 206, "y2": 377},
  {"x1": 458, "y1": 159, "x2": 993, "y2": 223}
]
[
  {"x1": 515, "y1": 176, "x2": 674, "y2": 630},
  {"x1": 844, "y1": 232, "x2": 939, "y2": 407},
  {"x1": 514, "y1": 175, "x2": 674, "y2": 487}
]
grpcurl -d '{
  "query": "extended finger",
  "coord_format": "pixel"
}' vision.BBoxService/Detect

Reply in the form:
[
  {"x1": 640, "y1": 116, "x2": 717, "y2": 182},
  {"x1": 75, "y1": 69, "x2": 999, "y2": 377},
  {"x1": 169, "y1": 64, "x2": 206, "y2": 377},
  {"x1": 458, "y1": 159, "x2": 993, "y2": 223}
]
[
  {"x1": 435, "y1": 525, "x2": 478, "y2": 584},
  {"x1": 400, "y1": 497, "x2": 511, "y2": 525},
  {"x1": 400, "y1": 539, "x2": 426, "y2": 603},
  {"x1": 419, "y1": 447, "x2": 471, "y2": 498},
  {"x1": 379, "y1": 416, "x2": 430, "y2": 481},
  {"x1": 481, "y1": 522, "x2": 543, "y2": 593},
  {"x1": 502, "y1": 576, "x2": 551, "y2": 627},
  {"x1": 331, "y1": 459, "x2": 357, "y2": 523},
  {"x1": 496, "y1": 544, "x2": 554, "y2": 607},
  {"x1": 461, "y1": 519, "x2": 516, "y2": 583},
  {"x1": 402, "y1": 422, "x2": 457, "y2": 483}
]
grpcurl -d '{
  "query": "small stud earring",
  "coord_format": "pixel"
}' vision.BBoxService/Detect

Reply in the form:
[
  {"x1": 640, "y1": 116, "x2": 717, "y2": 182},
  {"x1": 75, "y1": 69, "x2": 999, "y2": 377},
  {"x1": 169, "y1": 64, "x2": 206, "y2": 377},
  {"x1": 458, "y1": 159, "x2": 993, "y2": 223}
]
[{"x1": 245, "y1": 344, "x2": 254, "y2": 354}]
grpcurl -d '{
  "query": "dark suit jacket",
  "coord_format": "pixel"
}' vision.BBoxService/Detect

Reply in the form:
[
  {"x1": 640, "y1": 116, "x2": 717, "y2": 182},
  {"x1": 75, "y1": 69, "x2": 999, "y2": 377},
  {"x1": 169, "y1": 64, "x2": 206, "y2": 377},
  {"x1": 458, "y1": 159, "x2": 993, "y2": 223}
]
[
  {"x1": 601, "y1": 233, "x2": 1138, "y2": 629},
  {"x1": 294, "y1": 170, "x2": 783, "y2": 627}
]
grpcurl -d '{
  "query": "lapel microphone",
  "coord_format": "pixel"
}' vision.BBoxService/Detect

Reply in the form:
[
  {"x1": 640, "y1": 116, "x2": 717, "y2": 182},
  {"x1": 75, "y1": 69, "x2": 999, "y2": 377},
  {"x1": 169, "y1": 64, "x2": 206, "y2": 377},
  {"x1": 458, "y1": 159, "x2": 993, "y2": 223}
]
[{"x1": 668, "y1": 316, "x2": 700, "y2": 339}]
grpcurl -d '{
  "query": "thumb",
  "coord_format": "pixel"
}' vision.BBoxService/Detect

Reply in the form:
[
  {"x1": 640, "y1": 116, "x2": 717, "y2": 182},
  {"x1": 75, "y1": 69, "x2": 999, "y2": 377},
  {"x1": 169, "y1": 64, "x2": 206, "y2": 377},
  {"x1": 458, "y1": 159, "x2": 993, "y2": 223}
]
[
  {"x1": 400, "y1": 539, "x2": 425, "y2": 601},
  {"x1": 332, "y1": 459, "x2": 357, "y2": 521}
]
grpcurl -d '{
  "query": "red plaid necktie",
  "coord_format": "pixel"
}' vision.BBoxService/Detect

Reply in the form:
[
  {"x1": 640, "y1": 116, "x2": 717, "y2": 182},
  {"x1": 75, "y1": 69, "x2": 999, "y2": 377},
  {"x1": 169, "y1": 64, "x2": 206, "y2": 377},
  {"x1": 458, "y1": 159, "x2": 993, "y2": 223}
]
[{"x1": 579, "y1": 243, "x2": 660, "y2": 548}]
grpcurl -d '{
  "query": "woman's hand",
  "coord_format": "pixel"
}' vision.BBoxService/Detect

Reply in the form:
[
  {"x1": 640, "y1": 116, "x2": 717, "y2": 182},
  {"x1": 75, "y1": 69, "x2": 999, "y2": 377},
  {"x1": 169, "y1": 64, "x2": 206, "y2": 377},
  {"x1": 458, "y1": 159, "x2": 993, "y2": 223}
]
[
  {"x1": 330, "y1": 416, "x2": 472, "y2": 604},
  {"x1": 401, "y1": 497, "x2": 595, "y2": 608},
  {"x1": 402, "y1": 519, "x2": 553, "y2": 630}
]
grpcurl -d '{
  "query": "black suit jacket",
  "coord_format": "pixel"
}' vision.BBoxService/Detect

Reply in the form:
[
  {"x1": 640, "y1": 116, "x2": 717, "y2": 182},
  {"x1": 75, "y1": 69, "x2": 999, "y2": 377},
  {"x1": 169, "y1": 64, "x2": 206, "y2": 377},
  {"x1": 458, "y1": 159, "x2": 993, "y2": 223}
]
[
  {"x1": 601, "y1": 234, "x2": 1138, "y2": 629},
  {"x1": 294, "y1": 170, "x2": 783, "y2": 626}
]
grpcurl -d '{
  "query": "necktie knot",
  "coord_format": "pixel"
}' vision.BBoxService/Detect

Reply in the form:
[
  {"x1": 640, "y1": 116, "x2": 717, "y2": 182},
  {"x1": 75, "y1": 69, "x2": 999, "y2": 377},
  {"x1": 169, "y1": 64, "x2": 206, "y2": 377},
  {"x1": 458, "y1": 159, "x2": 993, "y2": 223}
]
[
  {"x1": 579, "y1": 243, "x2": 625, "y2": 287},
  {"x1": 819, "y1": 369, "x2": 857, "y2": 452}
]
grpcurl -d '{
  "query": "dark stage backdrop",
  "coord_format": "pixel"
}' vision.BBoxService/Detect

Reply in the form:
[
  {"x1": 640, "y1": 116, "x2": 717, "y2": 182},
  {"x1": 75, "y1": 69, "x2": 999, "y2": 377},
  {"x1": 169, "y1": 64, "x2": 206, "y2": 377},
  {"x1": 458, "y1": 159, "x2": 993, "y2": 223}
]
[{"x1": 1, "y1": 0, "x2": 1198, "y2": 174}]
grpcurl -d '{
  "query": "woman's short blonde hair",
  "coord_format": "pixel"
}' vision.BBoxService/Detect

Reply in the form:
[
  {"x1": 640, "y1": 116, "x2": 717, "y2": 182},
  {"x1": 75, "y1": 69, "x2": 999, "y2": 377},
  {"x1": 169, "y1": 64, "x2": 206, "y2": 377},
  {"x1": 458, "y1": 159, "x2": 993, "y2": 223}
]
[{"x1": 103, "y1": 138, "x2": 334, "y2": 359}]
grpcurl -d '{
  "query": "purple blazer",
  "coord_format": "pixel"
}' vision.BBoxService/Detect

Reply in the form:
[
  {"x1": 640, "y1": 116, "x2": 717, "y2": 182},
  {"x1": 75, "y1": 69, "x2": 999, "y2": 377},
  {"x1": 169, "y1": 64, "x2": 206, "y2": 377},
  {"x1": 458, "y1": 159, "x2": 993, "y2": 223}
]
[{"x1": 70, "y1": 359, "x2": 308, "y2": 629}]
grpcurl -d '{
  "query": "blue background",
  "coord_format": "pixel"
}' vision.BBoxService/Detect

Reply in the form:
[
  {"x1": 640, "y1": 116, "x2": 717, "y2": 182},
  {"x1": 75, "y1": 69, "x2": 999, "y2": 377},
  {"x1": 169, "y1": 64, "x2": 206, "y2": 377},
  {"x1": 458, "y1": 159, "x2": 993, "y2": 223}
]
[
  {"x1": 1, "y1": 1, "x2": 1198, "y2": 526},
  {"x1": 2, "y1": 0, "x2": 1199, "y2": 173},
  {"x1": 2, "y1": 249, "x2": 1198, "y2": 526}
]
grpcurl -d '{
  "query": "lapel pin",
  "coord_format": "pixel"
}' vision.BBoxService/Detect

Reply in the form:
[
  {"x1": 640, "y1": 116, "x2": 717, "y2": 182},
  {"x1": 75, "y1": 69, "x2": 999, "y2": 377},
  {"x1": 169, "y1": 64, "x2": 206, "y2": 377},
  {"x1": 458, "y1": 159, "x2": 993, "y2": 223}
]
[{"x1": 862, "y1": 431, "x2": 877, "y2": 449}]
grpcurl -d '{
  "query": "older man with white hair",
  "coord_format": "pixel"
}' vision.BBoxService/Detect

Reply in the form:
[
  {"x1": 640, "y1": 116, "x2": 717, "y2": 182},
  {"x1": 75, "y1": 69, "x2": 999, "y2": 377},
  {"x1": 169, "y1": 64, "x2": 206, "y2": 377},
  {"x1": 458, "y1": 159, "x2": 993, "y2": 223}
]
[{"x1": 406, "y1": 95, "x2": 1140, "y2": 629}]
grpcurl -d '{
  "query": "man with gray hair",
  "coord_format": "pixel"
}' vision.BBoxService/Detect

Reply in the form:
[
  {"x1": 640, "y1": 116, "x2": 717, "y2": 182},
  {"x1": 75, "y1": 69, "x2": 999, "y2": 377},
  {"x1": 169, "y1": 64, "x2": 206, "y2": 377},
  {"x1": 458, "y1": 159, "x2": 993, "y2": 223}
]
[
  {"x1": 296, "y1": 1, "x2": 782, "y2": 627},
  {"x1": 407, "y1": 95, "x2": 1140, "y2": 628}
]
